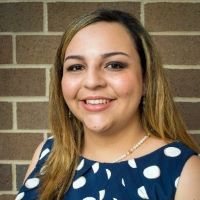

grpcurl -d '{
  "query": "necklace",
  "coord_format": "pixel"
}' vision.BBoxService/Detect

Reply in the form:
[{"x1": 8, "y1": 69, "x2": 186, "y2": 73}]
[{"x1": 112, "y1": 134, "x2": 150, "y2": 163}]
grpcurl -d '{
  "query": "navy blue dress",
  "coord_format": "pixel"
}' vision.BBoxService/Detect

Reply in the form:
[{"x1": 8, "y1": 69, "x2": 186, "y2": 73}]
[{"x1": 16, "y1": 137, "x2": 197, "y2": 200}]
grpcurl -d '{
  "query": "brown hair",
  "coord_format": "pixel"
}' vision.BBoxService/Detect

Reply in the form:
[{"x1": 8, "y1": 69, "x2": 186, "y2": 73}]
[{"x1": 39, "y1": 9, "x2": 199, "y2": 200}]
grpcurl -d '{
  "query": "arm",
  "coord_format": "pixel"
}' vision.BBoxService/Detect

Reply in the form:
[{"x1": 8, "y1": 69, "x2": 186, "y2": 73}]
[
  {"x1": 175, "y1": 155, "x2": 200, "y2": 200},
  {"x1": 23, "y1": 141, "x2": 44, "y2": 182}
]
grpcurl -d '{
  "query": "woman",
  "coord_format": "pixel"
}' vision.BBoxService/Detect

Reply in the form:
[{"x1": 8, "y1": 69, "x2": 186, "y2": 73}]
[{"x1": 16, "y1": 9, "x2": 200, "y2": 200}]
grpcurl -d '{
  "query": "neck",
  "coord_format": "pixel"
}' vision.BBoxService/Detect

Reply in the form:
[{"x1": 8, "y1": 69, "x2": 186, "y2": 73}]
[{"x1": 81, "y1": 120, "x2": 146, "y2": 162}]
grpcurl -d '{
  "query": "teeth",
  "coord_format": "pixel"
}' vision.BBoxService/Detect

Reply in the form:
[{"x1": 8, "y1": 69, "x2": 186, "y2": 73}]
[{"x1": 86, "y1": 99, "x2": 110, "y2": 105}]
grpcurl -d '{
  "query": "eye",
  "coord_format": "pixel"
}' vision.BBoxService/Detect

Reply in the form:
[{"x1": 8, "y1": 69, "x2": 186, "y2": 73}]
[
  {"x1": 66, "y1": 64, "x2": 84, "y2": 72},
  {"x1": 106, "y1": 61, "x2": 127, "y2": 70}
]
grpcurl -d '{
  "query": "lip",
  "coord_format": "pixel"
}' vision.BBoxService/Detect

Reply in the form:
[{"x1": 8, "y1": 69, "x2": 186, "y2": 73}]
[{"x1": 79, "y1": 96, "x2": 115, "y2": 112}]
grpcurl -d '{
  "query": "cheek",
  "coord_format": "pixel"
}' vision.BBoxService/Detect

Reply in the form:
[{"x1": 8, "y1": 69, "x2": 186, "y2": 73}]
[
  {"x1": 109, "y1": 73, "x2": 143, "y2": 97},
  {"x1": 61, "y1": 77, "x2": 78, "y2": 101}
]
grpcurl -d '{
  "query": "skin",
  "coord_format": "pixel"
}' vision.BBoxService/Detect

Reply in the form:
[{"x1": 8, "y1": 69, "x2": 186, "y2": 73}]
[
  {"x1": 62, "y1": 22, "x2": 147, "y2": 162},
  {"x1": 24, "y1": 22, "x2": 200, "y2": 200}
]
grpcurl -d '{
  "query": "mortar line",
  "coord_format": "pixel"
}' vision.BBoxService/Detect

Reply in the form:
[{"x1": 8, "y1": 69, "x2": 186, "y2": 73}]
[
  {"x1": 173, "y1": 97, "x2": 200, "y2": 102},
  {"x1": 140, "y1": 1, "x2": 145, "y2": 26},
  {"x1": 163, "y1": 65, "x2": 200, "y2": 69},
  {"x1": 0, "y1": 129, "x2": 50, "y2": 133},
  {"x1": 1, "y1": 31, "x2": 200, "y2": 36},
  {"x1": 0, "y1": 191, "x2": 17, "y2": 195},
  {"x1": 12, "y1": 102, "x2": 17, "y2": 130},
  {"x1": 150, "y1": 31, "x2": 200, "y2": 35},
  {"x1": 0, "y1": 64, "x2": 52, "y2": 68},
  {"x1": 12, "y1": 34, "x2": 17, "y2": 64},
  {"x1": 0, "y1": 160, "x2": 31, "y2": 164},
  {"x1": 0, "y1": 97, "x2": 49, "y2": 102},
  {"x1": 45, "y1": 68, "x2": 50, "y2": 97},
  {"x1": 0, "y1": 0, "x2": 200, "y2": 2},
  {"x1": 12, "y1": 164, "x2": 17, "y2": 192},
  {"x1": 0, "y1": 32, "x2": 63, "y2": 35},
  {"x1": 43, "y1": 2, "x2": 48, "y2": 33}
]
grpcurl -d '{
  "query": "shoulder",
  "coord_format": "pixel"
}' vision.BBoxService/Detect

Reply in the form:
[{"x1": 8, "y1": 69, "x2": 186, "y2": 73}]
[
  {"x1": 23, "y1": 137, "x2": 54, "y2": 181},
  {"x1": 175, "y1": 155, "x2": 200, "y2": 200}
]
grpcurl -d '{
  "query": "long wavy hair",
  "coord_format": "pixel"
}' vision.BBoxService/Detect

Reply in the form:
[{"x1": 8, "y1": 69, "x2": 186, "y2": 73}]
[{"x1": 39, "y1": 9, "x2": 199, "y2": 200}]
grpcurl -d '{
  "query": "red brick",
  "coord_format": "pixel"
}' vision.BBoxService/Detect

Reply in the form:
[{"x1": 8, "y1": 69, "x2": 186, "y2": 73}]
[
  {"x1": 48, "y1": 2, "x2": 140, "y2": 31},
  {"x1": 0, "y1": 36, "x2": 12, "y2": 64},
  {"x1": 190, "y1": 134, "x2": 200, "y2": 146},
  {"x1": 0, "y1": 195, "x2": 15, "y2": 200},
  {"x1": 16, "y1": 36, "x2": 61, "y2": 64},
  {"x1": 177, "y1": 102, "x2": 200, "y2": 130},
  {"x1": 153, "y1": 36, "x2": 200, "y2": 65},
  {"x1": 0, "y1": 164, "x2": 12, "y2": 190},
  {"x1": 165, "y1": 69, "x2": 200, "y2": 97},
  {"x1": 145, "y1": 3, "x2": 200, "y2": 31},
  {"x1": 0, "y1": 102, "x2": 12, "y2": 130},
  {"x1": 16, "y1": 165, "x2": 28, "y2": 190},
  {"x1": 0, "y1": 69, "x2": 45, "y2": 96},
  {"x1": 17, "y1": 102, "x2": 48, "y2": 129},
  {"x1": 0, "y1": 3, "x2": 43, "y2": 32},
  {"x1": 0, "y1": 133, "x2": 43, "y2": 160}
]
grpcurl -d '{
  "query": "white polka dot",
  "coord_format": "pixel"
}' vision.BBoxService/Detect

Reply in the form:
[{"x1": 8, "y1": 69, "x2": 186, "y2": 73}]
[
  {"x1": 83, "y1": 198, "x2": 96, "y2": 200},
  {"x1": 72, "y1": 176, "x2": 86, "y2": 189},
  {"x1": 106, "y1": 169, "x2": 111, "y2": 179},
  {"x1": 76, "y1": 159, "x2": 84, "y2": 171},
  {"x1": 39, "y1": 148, "x2": 50, "y2": 160},
  {"x1": 143, "y1": 165, "x2": 160, "y2": 179},
  {"x1": 113, "y1": 198, "x2": 118, "y2": 200},
  {"x1": 99, "y1": 189, "x2": 105, "y2": 200},
  {"x1": 128, "y1": 159, "x2": 137, "y2": 168},
  {"x1": 92, "y1": 162, "x2": 99, "y2": 174},
  {"x1": 164, "y1": 147, "x2": 181, "y2": 157},
  {"x1": 175, "y1": 177, "x2": 180, "y2": 188},
  {"x1": 15, "y1": 192, "x2": 25, "y2": 200},
  {"x1": 40, "y1": 165, "x2": 46, "y2": 175},
  {"x1": 122, "y1": 178, "x2": 125, "y2": 187},
  {"x1": 25, "y1": 178, "x2": 40, "y2": 189},
  {"x1": 137, "y1": 186, "x2": 149, "y2": 199}
]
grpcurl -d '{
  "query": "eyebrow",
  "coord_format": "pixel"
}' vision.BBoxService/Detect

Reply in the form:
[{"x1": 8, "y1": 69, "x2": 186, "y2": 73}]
[{"x1": 64, "y1": 51, "x2": 129, "y2": 62}]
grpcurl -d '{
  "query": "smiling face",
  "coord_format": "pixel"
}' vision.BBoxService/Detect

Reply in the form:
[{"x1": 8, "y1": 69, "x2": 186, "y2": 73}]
[{"x1": 61, "y1": 22, "x2": 144, "y2": 135}]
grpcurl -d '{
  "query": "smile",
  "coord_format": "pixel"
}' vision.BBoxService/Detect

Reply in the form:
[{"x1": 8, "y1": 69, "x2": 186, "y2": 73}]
[
  {"x1": 85, "y1": 99, "x2": 110, "y2": 105},
  {"x1": 80, "y1": 97, "x2": 115, "y2": 112}
]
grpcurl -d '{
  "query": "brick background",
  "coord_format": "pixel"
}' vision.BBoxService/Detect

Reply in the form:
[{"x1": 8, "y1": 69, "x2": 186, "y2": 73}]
[
  {"x1": 0, "y1": 0, "x2": 199, "y2": 196},
  {"x1": 145, "y1": 3, "x2": 200, "y2": 31},
  {"x1": 48, "y1": 2, "x2": 140, "y2": 31},
  {"x1": 0, "y1": 69, "x2": 46, "y2": 96},
  {"x1": 165, "y1": 69, "x2": 200, "y2": 97},
  {"x1": 0, "y1": 195, "x2": 15, "y2": 200},
  {"x1": 0, "y1": 133, "x2": 43, "y2": 160},
  {"x1": 0, "y1": 36, "x2": 12, "y2": 64},
  {"x1": 16, "y1": 36, "x2": 61, "y2": 64},
  {"x1": 153, "y1": 36, "x2": 200, "y2": 65},
  {"x1": 16, "y1": 165, "x2": 28, "y2": 190},
  {"x1": 177, "y1": 102, "x2": 200, "y2": 130},
  {"x1": 0, "y1": 164, "x2": 12, "y2": 190},
  {"x1": 0, "y1": 3, "x2": 43, "y2": 32},
  {"x1": 17, "y1": 102, "x2": 48, "y2": 129},
  {"x1": 0, "y1": 102, "x2": 12, "y2": 129}
]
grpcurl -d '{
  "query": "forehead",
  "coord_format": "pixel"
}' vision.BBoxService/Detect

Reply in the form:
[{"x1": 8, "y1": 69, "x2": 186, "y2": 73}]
[{"x1": 65, "y1": 22, "x2": 136, "y2": 55}]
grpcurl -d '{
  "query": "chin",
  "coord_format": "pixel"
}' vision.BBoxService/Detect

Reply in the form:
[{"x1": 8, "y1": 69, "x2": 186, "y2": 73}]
[{"x1": 84, "y1": 123, "x2": 111, "y2": 134}]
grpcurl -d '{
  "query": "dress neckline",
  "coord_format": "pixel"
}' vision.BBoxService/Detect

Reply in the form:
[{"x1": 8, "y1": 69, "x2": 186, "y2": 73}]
[{"x1": 79, "y1": 140, "x2": 180, "y2": 165}]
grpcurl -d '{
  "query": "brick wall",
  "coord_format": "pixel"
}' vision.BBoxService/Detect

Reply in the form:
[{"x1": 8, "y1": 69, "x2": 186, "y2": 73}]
[{"x1": 0, "y1": 1, "x2": 199, "y2": 199}]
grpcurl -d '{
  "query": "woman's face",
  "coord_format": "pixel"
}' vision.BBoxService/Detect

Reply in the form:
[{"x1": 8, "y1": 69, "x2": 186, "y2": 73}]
[{"x1": 62, "y1": 22, "x2": 144, "y2": 134}]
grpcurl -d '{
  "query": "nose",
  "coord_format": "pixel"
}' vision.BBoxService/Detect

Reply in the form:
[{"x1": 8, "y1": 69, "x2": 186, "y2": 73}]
[{"x1": 83, "y1": 68, "x2": 106, "y2": 90}]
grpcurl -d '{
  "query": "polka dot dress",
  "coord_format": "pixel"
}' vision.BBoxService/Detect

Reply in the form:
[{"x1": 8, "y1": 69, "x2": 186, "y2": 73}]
[{"x1": 16, "y1": 138, "x2": 197, "y2": 200}]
